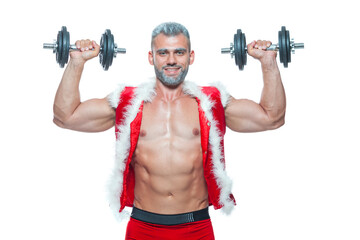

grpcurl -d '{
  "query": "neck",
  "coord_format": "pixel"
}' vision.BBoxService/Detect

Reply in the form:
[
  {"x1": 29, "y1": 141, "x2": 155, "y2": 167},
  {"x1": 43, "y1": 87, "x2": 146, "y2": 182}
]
[{"x1": 155, "y1": 79, "x2": 185, "y2": 101}]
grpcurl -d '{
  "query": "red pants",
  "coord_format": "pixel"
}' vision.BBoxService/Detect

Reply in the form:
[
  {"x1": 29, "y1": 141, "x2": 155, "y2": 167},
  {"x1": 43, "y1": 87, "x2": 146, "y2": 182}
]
[{"x1": 125, "y1": 217, "x2": 215, "y2": 240}]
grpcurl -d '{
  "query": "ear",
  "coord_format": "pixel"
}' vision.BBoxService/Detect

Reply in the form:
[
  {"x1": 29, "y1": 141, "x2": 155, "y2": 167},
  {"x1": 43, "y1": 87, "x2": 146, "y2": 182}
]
[
  {"x1": 189, "y1": 50, "x2": 195, "y2": 65},
  {"x1": 148, "y1": 51, "x2": 154, "y2": 65}
]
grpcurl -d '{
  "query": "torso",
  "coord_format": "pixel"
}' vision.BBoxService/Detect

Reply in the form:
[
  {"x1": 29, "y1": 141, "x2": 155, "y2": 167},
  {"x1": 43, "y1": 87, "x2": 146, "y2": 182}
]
[{"x1": 131, "y1": 93, "x2": 209, "y2": 214}]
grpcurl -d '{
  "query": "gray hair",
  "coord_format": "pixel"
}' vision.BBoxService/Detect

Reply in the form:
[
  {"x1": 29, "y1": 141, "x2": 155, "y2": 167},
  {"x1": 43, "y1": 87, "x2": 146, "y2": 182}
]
[{"x1": 151, "y1": 22, "x2": 191, "y2": 51}]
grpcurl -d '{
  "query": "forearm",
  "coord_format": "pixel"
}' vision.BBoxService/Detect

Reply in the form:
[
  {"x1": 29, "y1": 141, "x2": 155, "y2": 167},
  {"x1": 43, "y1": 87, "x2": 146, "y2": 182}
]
[
  {"x1": 53, "y1": 59, "x2": 85, "y2": 123},
  {"x1": 259, "y1": 58, "x2": 286, "y2": 125}
]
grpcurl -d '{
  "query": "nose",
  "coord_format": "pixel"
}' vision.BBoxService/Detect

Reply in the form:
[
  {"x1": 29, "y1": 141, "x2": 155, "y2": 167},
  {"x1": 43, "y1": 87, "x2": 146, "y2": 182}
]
[{"x1": 167, "y1": 52, "x2": 176, "y2": 65}]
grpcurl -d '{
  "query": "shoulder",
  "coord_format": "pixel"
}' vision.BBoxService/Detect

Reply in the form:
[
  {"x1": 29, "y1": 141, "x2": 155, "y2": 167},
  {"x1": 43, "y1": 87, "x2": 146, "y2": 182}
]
[
  {"x1": 107, "y1": 81, "x2": 157, "y2": 108},
  {"x1": 182, "y1": 81, "x2": 231, "y2": 108},
  {"x1": 203, "y1": 82, "x2": 231, "y2": 108},
  {"x1": 107, "y1": 85, "x2": 136, "y2": 109}
]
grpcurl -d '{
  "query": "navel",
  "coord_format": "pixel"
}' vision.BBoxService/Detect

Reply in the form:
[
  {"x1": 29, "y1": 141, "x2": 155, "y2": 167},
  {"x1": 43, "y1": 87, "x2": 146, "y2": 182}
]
[{"x1": 192, "y1": 128, "x2": 200, "y2": 136}]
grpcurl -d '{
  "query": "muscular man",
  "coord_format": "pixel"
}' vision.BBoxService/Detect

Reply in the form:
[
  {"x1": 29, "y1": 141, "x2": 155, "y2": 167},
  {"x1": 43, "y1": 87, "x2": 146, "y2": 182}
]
[{"x1": 53, "y1": 22, "x2": 286, "y2": 239}]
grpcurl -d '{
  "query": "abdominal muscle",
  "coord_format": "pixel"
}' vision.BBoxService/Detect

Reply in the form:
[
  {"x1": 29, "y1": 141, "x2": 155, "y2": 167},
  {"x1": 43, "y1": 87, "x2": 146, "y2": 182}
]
[{"x1": 131, "y1": 96, "x2": 209, "y2": 214}]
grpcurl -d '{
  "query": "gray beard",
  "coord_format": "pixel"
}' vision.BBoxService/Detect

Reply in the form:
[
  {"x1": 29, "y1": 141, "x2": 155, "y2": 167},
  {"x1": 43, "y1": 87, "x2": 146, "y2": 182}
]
[{"x1": 154, "y1": 65, "x2": 189, "y2": 88}]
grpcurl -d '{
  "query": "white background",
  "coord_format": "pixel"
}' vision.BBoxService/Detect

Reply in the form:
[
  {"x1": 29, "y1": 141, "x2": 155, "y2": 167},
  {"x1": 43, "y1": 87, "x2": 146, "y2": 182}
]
[{"x1": 1, "y1": 0, "x2": 359, "y2": 239}]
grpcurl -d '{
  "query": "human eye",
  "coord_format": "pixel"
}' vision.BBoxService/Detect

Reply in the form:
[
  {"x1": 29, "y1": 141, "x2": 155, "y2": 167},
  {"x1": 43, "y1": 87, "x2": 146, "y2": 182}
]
[{"x1": 157, "y1": 50, "x2": 167, "y2": 56}]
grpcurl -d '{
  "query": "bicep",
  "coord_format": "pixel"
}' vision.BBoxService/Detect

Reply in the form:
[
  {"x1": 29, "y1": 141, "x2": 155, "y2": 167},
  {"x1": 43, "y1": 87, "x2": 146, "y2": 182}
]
[
  {"x1": 56, "y1": 97, "x2": 116, "y2": 132},
  {"x1": 225, "y1": 96, "x2": 272, "y2": 133}
]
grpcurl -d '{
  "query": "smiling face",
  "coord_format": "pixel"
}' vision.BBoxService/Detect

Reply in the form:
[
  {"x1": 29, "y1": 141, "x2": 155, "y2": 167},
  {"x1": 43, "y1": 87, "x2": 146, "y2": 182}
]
[{"x1": 149, "y1": 33, "x2": 195, "y2": 88}]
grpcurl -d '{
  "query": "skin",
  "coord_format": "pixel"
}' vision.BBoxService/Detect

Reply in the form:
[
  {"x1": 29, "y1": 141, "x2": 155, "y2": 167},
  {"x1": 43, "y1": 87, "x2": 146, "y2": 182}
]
[{"x1": 53, "y1": 33, "x2": 285, "y2": 214}]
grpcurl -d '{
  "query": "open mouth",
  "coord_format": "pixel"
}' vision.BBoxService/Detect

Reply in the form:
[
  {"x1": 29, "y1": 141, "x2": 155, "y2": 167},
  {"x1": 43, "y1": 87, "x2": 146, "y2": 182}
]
[{"x1": 163, "y1": 66, "x2": 182, "y2": 76}]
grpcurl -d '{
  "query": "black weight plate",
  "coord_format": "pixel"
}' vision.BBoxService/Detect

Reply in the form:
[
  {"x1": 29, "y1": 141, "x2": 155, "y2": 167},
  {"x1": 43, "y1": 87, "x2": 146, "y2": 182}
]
[
  {"x1": 56, "y1": 30, "x2": 60, "y2": 64},
  {"x1": 234, "y1": 32, "x2": 239, "y2": 67},
  {"x1": 102, "y1": 31, "x2": 108, "y2": 70},
  {"x1": 278, "y1": 29, "x2": 282, "y2": 64},
  {"x1": 279, "y1": 26, "x2": 288, "y2": 68},
  {"x1": 99, "y1": 31, "x2": 108, "y2": 69},
  {"x1": 62, "y1": 26, "x2": 70, "y2": 67},
  {"x1": 57, "y1": 29, "x2": 63, "y2": 67},
  {"x1": 238, "y1": 30, "x2": 244, "y2": 70},
  {"x1": 282, "y1": 27, "x2": 289, "y2": 67},
  {"x1": 285, "y1": 29, "x2": 291, "y2": 66},
  {"x1": 104, "y1": 30, "x2": 111, "y2": 70},
  {"x1": 233, "y1": 32, "x2": 238, "y2": 67},
  {"x1": 240, "y1": 31, "x2": 247, "y2": 69},
  {"x1": 99, "y1": 33, "x2": 104, "y2": 67},
  {"x1": 104, "y1": 29, "x2": 114, "y2": 70},
  {"x1": 108, "y1": 30, "x2": 114, "y2": 69},
  {"x1": 278, "y1": 27, "x2": 283, "y2": 65},
  {"x1": 234, "y1": 29, "x2": 245, "y2": 70},
  {"x1": 103, "y1": 31, "x2": 109, "y2": 69}
]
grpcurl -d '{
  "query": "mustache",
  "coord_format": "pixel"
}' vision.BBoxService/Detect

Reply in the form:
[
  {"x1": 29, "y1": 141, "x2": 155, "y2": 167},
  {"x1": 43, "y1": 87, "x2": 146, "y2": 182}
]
[{"x1": 162, "y1": 65, "x2": 183, "y2": 70}]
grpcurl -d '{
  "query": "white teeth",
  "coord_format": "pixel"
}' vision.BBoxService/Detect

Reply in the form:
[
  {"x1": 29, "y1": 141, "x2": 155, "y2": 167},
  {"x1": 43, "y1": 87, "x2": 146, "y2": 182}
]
[{"x1": 165, "y1": 68, "x2": 179, "y2": 71}]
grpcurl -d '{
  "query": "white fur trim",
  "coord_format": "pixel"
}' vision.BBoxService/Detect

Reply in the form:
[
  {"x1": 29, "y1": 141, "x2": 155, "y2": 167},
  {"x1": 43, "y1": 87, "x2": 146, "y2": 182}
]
[
  {"x1": 183, "y1": 81, "x2": 235, "y2": 215},
  {"x1": 107, "y1": 80, "x2": 233, "y2": 221},
  {"x1": 107, "y1": 81, "x2": 156, "y2": 222},
  {"x1": 209, "y1": 82, "x2": 231, "y2": 108},
  {"x1": 107, "y1": 84, "x2": 126, "y2": 108}
]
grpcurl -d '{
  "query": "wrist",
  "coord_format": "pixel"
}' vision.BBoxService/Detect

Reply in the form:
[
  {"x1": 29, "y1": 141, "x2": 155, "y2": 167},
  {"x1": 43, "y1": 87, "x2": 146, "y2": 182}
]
[
  {"x1": 68, "y1": 58, "x2": 86, "y2": 69},
  {"x1": 260, "y1": 56, "x2": 278, "y2": 71}
]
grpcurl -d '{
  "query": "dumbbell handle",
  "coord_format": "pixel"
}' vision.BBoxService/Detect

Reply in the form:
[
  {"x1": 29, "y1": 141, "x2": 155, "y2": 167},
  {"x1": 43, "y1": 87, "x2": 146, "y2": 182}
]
[
  {"x1": 221, "y1": 42, "x2": 304, "y2": 54},
  {"x1": 263, "y1": 42, "x2": 304, "y2": 51},
  {"x1": 43, "y1": 42, "x2": 126, "y2": 54}
]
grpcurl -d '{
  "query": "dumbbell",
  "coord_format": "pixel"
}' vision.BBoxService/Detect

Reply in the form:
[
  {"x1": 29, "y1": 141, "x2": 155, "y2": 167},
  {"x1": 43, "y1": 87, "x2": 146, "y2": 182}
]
[
  {"x1": 43, "y1": 26, "x2": 126, "y2": 70},
  {"x1": 221, "y1": 26, "x2": 304, "y2": 70}
]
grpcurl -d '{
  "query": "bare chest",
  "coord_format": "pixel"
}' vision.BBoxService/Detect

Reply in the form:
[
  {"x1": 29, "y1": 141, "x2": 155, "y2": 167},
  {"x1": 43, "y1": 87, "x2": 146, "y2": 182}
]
[
  {"x1": 132, "y1": 96, "x2": 202, "y2": 175},
  {"x1": 139, "y1": 97, "x2": 201, "y2": 140}
]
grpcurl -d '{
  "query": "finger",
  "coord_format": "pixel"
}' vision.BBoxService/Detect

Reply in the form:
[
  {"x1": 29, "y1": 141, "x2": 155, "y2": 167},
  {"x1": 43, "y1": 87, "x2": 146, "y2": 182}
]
[
  {"x1": 79, "y1": 40, "x2": 85, "y2": 51},
  {"x1": 88, "y1": 40, "x2": 93, "y2": 50},
  {"x1": 266, "y1": 41, "x2": 271, "y2": 48},
  {"x1": 261, "y1": 40, "x2": 271, "y2": 49},
  {"x1": 75, "y1": 40, "x2": 81, "y2": 49},
  {"x1": 85, "y1": 39, "x2": 92, "y2": 51},
  {"x1": 256, "y1": 40, "x2": 266, "y2": 50},
  {"x1": 90, "y1": 41, "x2": 100, "y2": 57},
  {"x1": 247, "y1": 40, "x2": 256, "y2": 51},
  {"x1": 93, "y1": 41, "x2": 100, "y2": 50},
  {"x1": 255, "y1": 40, "x2": 272, "y2": 50},
  {"x1": 77, "y1": 39, "x2": 89, "y2": 51},
  {"x1": 254, "y1": 40, "x2": 260, "y2": 49},
  {"x1": 83, "y1": 39, "x2": 92, "y2": 51}
]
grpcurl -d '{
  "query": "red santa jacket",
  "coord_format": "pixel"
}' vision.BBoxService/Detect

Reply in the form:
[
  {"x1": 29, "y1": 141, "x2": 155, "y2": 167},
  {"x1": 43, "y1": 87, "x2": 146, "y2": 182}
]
[{"x1": 107, "y1": 81, "x2": 235, "y2": 221}]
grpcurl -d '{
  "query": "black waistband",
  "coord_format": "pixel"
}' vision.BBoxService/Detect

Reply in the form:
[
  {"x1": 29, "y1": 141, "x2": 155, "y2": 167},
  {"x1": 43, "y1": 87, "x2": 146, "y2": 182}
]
[{"x1": 130, "y1": 207, "x2": 210, "y2": 226}]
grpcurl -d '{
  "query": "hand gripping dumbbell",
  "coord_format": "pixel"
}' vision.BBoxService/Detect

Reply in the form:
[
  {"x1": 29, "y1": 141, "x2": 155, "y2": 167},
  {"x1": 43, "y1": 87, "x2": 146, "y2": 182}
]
[
  {"x1": 43, "y1": 26, "x2": 126, "y2": 70},
  {"x1": 221, "y1": 26, "x2": 304, "y2": 70}
]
